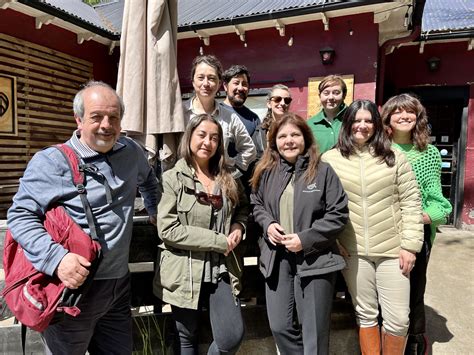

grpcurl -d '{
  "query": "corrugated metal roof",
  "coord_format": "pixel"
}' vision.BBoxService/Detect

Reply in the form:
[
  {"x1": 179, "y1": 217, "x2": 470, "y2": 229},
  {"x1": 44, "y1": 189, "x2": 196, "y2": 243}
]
[
  {"x1": 88, "y1": 0, "x2": 331, "y2": 35},
  {"x1": 39, "y1": 0, "x2": 113, "y2": 32},
  {"x1": 21, "y1": 0, "x2": 474, "y2": 38},
  {"x1": 422, "y1": 0, "x2": 474, "y2": 32},
  {"x1": 94, "y1": 0, "x2": 124, "y2": 33},
  {"x1": 178, "y1": 0, "x2": 328, "y2": 26}
]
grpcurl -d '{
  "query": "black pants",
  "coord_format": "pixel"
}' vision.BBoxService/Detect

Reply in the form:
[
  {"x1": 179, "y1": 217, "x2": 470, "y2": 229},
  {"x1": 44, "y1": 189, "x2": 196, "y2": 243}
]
[
  {"x1": 265, "y1": 251, "x2": 336, "y2": 355},
  {"x1": 171, "y1": 278, "x2": 244, "y2": 355},
  {"x1": 42, "y1": 274, "x2": 132, "y2": 355},
  {"x1": 408, "y1": 225, "x2": 432, "y2": 335}
]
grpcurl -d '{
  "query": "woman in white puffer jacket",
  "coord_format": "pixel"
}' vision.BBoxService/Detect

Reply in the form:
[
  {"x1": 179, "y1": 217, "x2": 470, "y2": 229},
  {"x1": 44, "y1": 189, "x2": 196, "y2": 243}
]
[{"x1": 322, "y1": 99, "x2": 424, "y2": 355}]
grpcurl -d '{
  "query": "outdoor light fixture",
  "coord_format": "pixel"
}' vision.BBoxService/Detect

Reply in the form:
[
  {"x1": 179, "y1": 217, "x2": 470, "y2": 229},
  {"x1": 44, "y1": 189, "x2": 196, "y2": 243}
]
[
  {"x1": 288, "y1": 35, "x2": 294, "y2": 47},
  {"x1": 348, "y1": 21, "x2": 353, "y2": 36},
  {"x1": 319, "y1": 47, "x2": 335, "y2": 65},
  {"x1": 427, "y1": 57, "x2": 441, "y2": 71},
  {"x1": 199, "y1": 46, "x2": 204, "y2": 55}
]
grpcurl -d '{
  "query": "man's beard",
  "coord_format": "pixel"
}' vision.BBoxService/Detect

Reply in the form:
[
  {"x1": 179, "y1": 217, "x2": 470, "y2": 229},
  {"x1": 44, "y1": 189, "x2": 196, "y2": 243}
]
[{"x1": 229, "y1": 92, "x2": 247, "y2": 107}]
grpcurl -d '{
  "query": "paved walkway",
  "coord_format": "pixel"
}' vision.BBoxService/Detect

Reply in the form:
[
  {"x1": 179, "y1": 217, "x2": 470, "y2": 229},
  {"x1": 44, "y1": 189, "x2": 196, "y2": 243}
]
[
  {"x1": 1, "y1": 225, "x2": 473, "y2": 354},
  {"x1": 424, "y1": 226, "x2": 474, "y2": 354}
]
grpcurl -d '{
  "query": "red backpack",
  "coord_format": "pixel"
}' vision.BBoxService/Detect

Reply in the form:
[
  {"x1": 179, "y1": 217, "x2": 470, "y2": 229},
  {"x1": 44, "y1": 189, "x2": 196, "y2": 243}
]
[{"x1": 2, "y1": 144, "x2": 102, "y2": 332}]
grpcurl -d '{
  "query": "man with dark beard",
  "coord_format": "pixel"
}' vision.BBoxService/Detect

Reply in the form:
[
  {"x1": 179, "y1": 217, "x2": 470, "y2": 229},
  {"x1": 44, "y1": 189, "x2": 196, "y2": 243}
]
[{"x1": 221, "y1": 65, "x2": 265, "y2": 164}]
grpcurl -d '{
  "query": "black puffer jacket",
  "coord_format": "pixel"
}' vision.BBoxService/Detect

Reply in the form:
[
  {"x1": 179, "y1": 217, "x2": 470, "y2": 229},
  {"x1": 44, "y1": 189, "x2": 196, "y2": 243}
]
[{"x1": 251, "y1": 155, "x2": 349, "y2": 278}]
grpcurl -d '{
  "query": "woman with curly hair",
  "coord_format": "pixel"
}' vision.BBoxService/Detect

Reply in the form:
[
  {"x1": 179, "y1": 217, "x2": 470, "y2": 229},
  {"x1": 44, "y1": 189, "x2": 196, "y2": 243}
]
[{"x1": 382, "y1": 93, "x2": 452, "y2": 355}]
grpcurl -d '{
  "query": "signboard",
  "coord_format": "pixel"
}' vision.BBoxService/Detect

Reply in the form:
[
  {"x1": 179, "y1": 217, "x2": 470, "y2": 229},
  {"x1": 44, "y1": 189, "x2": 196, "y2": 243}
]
[
  {"x1": 0, "y1": 75, "x2": 17, "y2": 135},
  {"x1": 307, "y1": 74, "x2": 354, "y2": 118}
]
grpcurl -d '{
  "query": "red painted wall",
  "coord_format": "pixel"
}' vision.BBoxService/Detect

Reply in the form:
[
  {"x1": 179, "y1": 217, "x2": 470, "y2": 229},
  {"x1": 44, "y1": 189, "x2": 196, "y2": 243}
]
[
  {"x1": 385, "y1": 41, "x2": 474, "y2": 226},
  {"x1": 0, "y1": 9, "x2": 119, "y2": 86},
  {"x1": 178, "y1": 13, "x2": 379, "y2": 118},
  {"x1": 463, "y1": 87, "x2": 474, "y2": 226},
  {"x1": 384, "y1": 41, "x2": 474, "y2": 89}
]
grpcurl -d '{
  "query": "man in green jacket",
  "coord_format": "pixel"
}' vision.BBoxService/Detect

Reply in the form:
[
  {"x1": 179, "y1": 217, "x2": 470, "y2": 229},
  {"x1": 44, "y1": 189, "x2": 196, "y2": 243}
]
[{"x1": 307, "y1": 75, "x2": 347, "y2": 153}]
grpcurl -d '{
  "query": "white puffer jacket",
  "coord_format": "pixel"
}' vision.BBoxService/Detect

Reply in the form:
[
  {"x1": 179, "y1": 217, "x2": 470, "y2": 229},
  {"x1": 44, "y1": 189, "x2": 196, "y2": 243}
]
[{"x1": 322, "y1": 147, "x2": 423, "y2": 257}]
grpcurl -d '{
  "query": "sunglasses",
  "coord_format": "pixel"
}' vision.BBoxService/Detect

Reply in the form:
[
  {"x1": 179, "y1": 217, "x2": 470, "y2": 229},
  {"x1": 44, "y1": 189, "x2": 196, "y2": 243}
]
[
  {"x1": 271, "y1": 96, "x2": 292, "y2": 105},
  {"x1": 193, "y1": 180, "x2": 223, "y2": 210}
]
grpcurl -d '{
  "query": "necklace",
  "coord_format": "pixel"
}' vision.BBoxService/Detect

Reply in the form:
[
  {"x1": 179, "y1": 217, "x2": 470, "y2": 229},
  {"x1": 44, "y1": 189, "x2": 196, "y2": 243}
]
[{"x1": 195, "y1": 171, "x2": 215, "y2": 193}]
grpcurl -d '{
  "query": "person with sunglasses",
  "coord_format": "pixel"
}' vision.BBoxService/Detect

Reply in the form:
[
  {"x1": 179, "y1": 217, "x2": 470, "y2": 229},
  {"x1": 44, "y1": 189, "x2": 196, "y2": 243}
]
[
  {"x1": 307, "y1": 75, "x2": 348, "y2": 154},
  {"x1": 154, "y1": 114, "x2": 249, "y2": 354},
  {"x1": 250, "y1": 113, "x2": 349, "y2": 354},
  {"x1": 261, "y1": 84, "x2": 293, "y2": 135}
]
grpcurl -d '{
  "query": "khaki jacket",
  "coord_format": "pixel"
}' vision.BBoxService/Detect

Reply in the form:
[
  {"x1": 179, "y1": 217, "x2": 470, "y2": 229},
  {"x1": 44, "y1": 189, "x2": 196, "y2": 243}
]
[
  {"x1": 153, "y1": 159, "x2": 248, "y2": 309},
  {"x1": 322, "y1": 147, "x2": 423, "y2": 257}
]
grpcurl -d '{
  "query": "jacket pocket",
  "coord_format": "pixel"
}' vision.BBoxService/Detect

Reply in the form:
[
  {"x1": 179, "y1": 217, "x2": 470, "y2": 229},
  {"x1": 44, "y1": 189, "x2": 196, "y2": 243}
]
[
  {"x1": 258, "y1": 237, "x2": 276, "y2": 279},
  {"x1": 177, "y1": 191, "x2": 197, "y2": 225},
  {"x1": 154, "y1": 249, "x2": 187, "y2": 292}
]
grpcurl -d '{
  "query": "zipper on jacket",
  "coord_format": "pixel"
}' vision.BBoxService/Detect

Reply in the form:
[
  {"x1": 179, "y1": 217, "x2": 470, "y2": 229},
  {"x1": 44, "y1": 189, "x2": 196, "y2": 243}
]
[
  {"x1": 188, "y1": 251, "x2": 193, "y2": 299},
  {"x1": 360, "y1": 156, "x2": 369, "y2": 255}
]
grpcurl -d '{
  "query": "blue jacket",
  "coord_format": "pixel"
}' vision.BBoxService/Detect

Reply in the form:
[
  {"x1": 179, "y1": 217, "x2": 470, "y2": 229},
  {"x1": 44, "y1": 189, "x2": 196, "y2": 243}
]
[{"x1": 7, "y1": 131, "x2": 158, "y2": 279}]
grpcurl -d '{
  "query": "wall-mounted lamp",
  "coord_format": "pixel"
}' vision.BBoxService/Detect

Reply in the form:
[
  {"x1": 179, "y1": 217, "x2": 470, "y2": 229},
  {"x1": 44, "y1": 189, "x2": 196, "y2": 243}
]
[
  {"x1": 288, "y1": 35, "x2": 294, "y2": 47},
  {"x1": 427, "y1": 57, "x2": 440, "y2": 71},
  {"x1": 199, "y1": 46, "x2": 204, "y2": 55},
  {"x1": 319, "y1": 47, "x2": 335, "y2": 65}
]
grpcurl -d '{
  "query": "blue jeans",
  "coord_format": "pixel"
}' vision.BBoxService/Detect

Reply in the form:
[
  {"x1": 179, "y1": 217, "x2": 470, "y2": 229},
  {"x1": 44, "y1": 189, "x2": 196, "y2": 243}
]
[{"x1": 42, "y1": 274, "x2": 132, "y2": 355}]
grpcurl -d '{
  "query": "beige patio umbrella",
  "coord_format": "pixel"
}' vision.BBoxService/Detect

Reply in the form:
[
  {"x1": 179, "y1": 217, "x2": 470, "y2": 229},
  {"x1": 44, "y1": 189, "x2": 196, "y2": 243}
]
[{"x1": 116, "y1": 0, "x2": 184, "y2": 168}]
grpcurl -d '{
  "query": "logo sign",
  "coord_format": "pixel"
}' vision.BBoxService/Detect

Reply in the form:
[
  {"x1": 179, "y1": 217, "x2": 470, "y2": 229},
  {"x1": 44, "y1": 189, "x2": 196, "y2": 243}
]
[{"x1": 0, "y1": 75, "x2": 17, "y2": 136}]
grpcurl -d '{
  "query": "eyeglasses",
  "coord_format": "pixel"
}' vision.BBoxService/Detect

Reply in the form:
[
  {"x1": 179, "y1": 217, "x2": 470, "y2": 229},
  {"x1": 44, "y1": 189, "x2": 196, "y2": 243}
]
[
  {"x1": 271, "y1": 96, "x2": 292, "y2": 105},
  {"x1": 193, "y1": 180, "x2": 223, "y2": 210}
]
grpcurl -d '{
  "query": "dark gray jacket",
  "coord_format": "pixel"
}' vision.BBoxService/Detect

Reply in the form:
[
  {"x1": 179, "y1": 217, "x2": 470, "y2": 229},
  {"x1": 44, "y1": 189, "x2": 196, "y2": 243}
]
[{"x1": 251, "y1": 155, "x2": 349, "y2": 278}]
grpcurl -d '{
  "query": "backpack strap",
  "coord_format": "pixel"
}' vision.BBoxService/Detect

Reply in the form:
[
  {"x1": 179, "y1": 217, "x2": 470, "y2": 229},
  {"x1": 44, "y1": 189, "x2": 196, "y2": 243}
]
[{"x1": 53, "y1": 144, "x2": 99, "y2": 242}]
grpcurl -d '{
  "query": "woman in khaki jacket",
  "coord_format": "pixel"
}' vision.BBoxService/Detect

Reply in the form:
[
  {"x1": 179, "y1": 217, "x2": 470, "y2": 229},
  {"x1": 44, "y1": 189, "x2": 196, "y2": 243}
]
[
  {"x1": 322, "y1": 100, "x2": 423, "y2": 354},
  {"x1": 153, "y1": 114, "x2": 248, "y2": 354}
]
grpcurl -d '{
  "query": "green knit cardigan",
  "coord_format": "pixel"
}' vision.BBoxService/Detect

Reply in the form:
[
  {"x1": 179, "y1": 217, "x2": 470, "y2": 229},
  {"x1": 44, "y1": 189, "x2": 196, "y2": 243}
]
[{"x1": 393, "y1": 143, "x2": 452, "y2": 242}]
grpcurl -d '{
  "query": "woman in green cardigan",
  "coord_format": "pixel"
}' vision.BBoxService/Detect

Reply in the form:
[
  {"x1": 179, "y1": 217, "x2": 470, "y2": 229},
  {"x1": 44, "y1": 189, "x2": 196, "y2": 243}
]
[{"x1": 382, "y1": 93, "x2": 452, "y2": 355}]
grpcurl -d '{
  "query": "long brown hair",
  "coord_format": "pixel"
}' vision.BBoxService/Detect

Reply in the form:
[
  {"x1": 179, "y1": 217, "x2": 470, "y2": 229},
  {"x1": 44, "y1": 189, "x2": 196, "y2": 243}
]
[
  {"x1": 338, "y1": 99, "x2": 395, "y2": 167},
  {"x1": 179, "y1": 114, "x2": 238, "y2": 205},
  {"x1": 381, "y1": 93, "x2": 430, "y2": 151},
  {"x1": 251, "y1": 113, "x2": 320, "y2": 190}
]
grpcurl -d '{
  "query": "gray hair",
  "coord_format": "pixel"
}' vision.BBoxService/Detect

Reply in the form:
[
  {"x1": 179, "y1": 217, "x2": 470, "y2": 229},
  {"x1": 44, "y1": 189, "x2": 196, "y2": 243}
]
[
  {"x1": 266, "y1": 84, "x2": 290, "y2": 101},
  {"x1": 73, "y1": 80, "x2": 125, "y2": 121}
]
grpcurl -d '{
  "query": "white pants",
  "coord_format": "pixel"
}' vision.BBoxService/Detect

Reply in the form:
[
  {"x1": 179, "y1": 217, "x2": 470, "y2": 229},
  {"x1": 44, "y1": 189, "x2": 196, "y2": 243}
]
[{"x1": 342, "y1": 255, "x2": 410, "y2": 336}]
